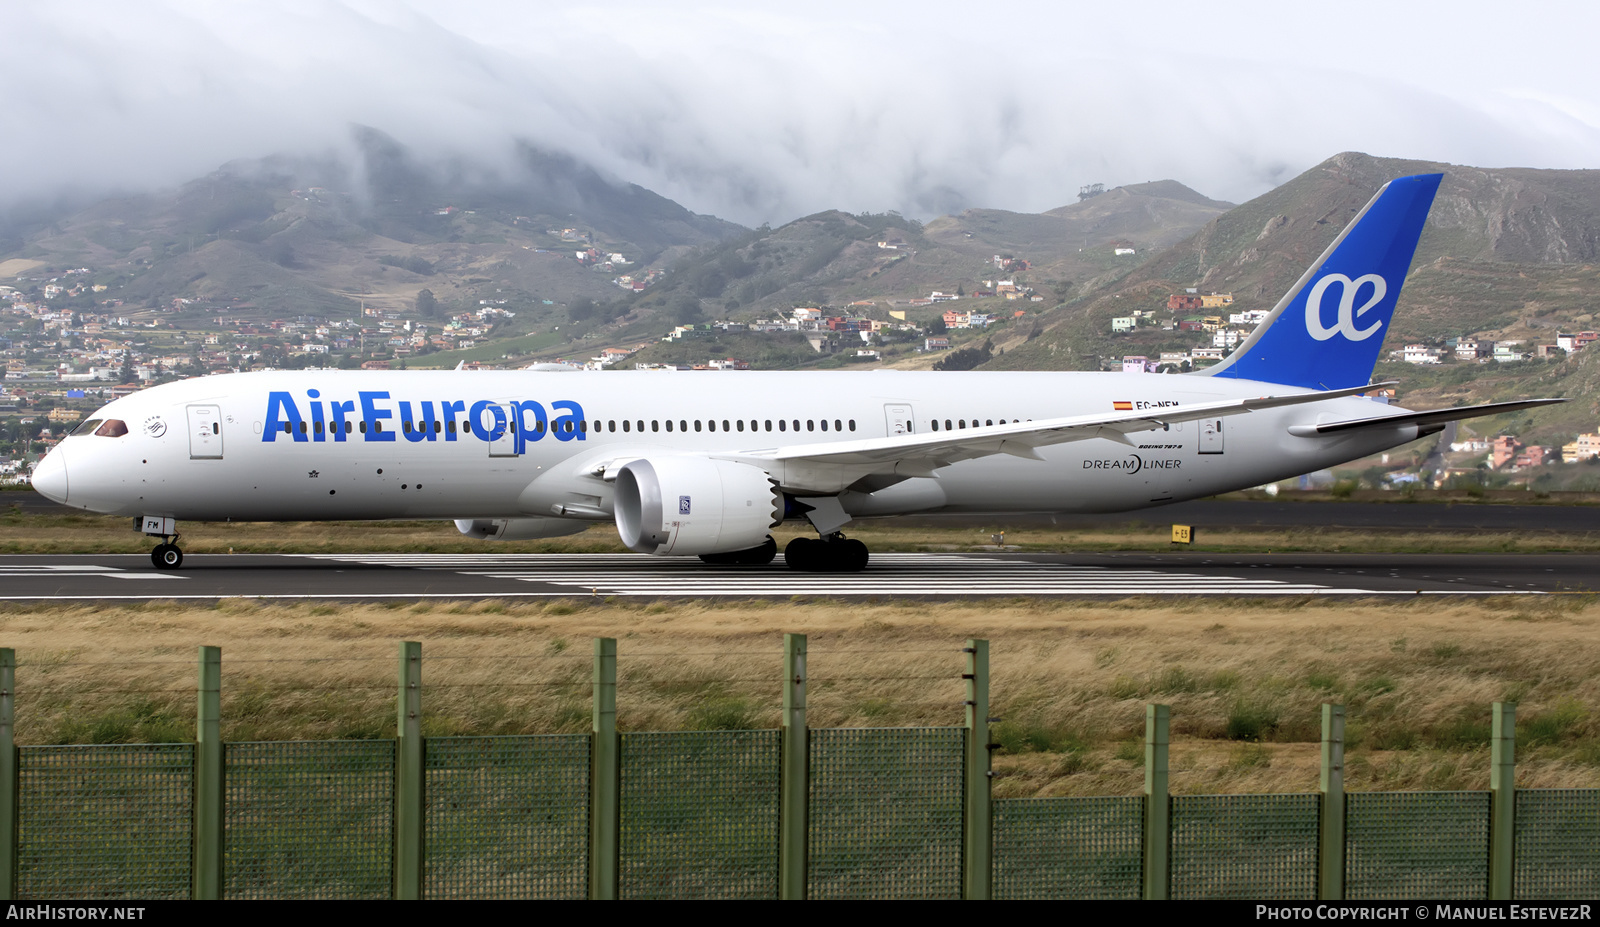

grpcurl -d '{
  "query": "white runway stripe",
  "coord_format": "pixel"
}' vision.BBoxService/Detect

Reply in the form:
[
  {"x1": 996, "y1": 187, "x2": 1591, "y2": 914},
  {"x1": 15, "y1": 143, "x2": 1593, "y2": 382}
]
[{"x1": 304, "y1": 553, "x2": 1381, "y2": 596}]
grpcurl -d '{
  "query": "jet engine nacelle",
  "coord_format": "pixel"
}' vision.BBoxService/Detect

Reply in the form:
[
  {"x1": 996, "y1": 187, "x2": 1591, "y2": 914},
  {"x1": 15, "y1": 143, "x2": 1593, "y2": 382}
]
[
  {"x1": 613, "y1": 457, "x2": 780, "y2": 555},
  {"x1": 454, "y1": 517, "x2": 591, "y2": 541}
]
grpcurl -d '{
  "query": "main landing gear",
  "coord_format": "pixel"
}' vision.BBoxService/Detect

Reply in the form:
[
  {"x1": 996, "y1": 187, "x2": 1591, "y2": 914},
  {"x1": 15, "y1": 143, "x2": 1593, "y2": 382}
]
[{"x1": 784, "y1": 533, "x2": 869, "y2": 573}]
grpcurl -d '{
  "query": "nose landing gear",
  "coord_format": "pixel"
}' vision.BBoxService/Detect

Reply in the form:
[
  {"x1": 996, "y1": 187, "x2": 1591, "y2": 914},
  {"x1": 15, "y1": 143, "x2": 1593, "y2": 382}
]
[
  {"x1": 151, "y1": 541, "x2": 183, "y2": 570},
  {"x1": 136, "y1": 516, "x2": 184, "y2": 570},
  {"x1": 784, "y1": 533, "x2": 869, "y2": 572}
]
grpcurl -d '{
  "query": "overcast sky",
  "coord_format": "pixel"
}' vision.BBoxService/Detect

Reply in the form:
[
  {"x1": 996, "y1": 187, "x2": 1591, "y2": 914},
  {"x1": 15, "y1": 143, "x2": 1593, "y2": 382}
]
[{"x1": 6, "y1": 0, "x2": 1600, "y2": 227}]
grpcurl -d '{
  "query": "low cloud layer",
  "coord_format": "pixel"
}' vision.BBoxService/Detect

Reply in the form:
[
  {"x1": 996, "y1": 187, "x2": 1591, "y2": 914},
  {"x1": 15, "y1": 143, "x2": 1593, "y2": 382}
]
[{"x1": 6, "y1": 1, "x2": 1600, "y2": 227}]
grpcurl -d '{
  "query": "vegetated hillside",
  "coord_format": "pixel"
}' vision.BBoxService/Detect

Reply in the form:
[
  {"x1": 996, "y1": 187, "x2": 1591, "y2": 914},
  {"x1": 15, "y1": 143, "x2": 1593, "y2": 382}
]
[
  {"x1": 4, "y1": 129, "x2": 745, "y2": 321},
  {"x1": 922, "y1": 180, "x2": 1234, "y2": 292},
  {"x1": 991, "y1": 153, "x2": 1600, "y2": 432},
  {"x1": 623, "y1": 182, "x2": 1232, "y2": 337}
]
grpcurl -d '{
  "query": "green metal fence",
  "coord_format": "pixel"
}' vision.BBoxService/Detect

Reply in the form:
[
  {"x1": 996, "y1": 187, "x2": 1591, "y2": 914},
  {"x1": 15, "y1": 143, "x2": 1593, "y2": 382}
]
[
  {"x1": 1346, "y1": 791, "x2": 1491, "y2": 900},
  {"x1": 807, "y1": 727, "x2": 965, "y2": 900},
  {"x1": 1514, "y1": 789, "x2": 1600, "y2": 900},
  {"x1": 224, "y1": 740, "x2": 395, "y2": 900},
  {"x1": 992, "y1": 796, "x2": 1143, "y2": 900},
  {"x1": 16, "y1": 744, "x2": 193, "y2": 901},
  {"x1": 1170, "y1": 793, "x2": 1319, "y2": 900},
  {"x1": 620, "y1": 730, "x2": 781, "y2": 899},
  {"x1": 0, "y1": 642, "x2": 1596, "y2": 901},
  {"x1": 425, "y1": 734, "x2": 590, "y2": 900}
]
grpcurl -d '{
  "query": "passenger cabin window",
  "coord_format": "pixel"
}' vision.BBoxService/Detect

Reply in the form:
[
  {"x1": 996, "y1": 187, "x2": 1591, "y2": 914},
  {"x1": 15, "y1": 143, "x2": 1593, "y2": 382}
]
[
  {"x1": 778, "y1": 420, "x2": 786, "y2": 432},
  {"x1": 73, "y1": 419, "x2": 103, "y2": 436},
  {"x1": 93, "y1": 419, "x2": 128, "y2": 438}
]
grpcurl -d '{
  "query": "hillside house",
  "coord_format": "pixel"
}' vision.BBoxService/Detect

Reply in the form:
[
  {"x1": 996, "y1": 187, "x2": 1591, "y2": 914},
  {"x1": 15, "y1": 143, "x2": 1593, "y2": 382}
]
[
  {"x1": 1402, "y1": 344, "x2": 1443, "y2": 365},
  {"x1": 1557, "y1": 332, "x2": 1598, "y2": 353},
  {"x1": 1562, "y1": 433, "x2": 1600, "y2": 463},
  {"x1": 924, "y1": 337, "x2": 950, "y2": 351},
  {"x1": 1513, "y1": 446, "x2": 1553, "y2": 469},
  {"x1": 1122, "y1": 356, "x2": 1156, "y2": 374},
  {"x1": 1168, "y1": 295, "x2": 1205, "y2": 312},
  {"x1": 1455, "y1": 339, "x2": 1492, "y2": 361},
  {"x1": 1493, "y1": 344, "x2": 1528, "y2": 363},
  {"x1": 1491, "y1": 436, "x2": 1522, "y2": 469},
  {"x1": 1111, "y1": 317, "x2": 1136, "y2": 333},
  {"x1": 1200, "y1": 294, "x2": 1234, "y2": 308},
  {"x1": 1213, "y1": 329, "x2": 1243, "y2": 349}
]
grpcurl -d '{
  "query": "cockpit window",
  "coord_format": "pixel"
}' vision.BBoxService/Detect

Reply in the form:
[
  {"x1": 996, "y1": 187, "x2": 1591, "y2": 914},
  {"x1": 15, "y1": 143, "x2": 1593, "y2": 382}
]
[
  {"x1": 72, "y1": 419, "x2": 103, "y2": 436},
  {"x1": 94, "y1": 420, "x2": 129, "y2": 438}
]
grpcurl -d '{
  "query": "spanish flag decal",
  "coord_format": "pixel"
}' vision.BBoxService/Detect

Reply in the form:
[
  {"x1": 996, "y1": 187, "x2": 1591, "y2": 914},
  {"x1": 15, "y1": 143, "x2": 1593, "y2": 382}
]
[{"x1": 1113, "y1": 401, "x2": 1133, "y2": 411}]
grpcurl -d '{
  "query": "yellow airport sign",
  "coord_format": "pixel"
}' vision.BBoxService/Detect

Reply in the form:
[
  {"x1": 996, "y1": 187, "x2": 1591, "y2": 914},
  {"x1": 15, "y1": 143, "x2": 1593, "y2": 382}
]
[{"x1": 1172, "y1": 525, "x2": 1193, "y2": 545}]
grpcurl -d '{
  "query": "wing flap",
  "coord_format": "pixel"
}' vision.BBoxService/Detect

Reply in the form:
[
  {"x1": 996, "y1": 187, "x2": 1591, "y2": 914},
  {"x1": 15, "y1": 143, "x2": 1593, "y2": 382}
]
[{"x1": 1290, "y1": 398, "x2": 1566, "y2": 436}]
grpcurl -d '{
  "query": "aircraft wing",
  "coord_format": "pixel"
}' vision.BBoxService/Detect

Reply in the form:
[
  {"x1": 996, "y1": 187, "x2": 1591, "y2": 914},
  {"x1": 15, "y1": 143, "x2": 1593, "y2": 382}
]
[
  {"x1": 1287, "y1": 398, "x2": 1566, "y2": 436},
  {"x1": 736, "y1": 381, "x2": 1391, "y2": 473}
]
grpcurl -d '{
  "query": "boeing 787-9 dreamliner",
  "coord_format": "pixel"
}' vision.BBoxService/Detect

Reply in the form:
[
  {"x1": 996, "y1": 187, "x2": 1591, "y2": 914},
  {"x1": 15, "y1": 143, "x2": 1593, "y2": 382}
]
[{"x1": 29, "y1": 174, "x2": 1562, "y2": 571}]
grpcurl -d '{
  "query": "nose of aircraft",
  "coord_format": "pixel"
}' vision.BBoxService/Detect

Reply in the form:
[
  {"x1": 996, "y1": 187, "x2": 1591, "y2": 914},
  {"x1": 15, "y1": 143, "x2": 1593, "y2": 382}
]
[{"x1": 31, "y1": 447, "x2": 68, "y2": 504}]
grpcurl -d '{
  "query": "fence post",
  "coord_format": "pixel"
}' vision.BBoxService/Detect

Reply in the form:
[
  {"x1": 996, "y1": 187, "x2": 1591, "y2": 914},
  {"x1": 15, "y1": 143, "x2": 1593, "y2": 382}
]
[
  {"x1": 394, "y1": 641, "x2": 423, "y2": 900},
  {"x1": 963, "y1": 638, "x2": 991, "y2": 900},
  {"x1": 1143, "y1": 703, "x2": 1170, "y2": 901},
  {"x1": 1319, "y1": 703, "x2": 1345, "y2": 900},
  {"x1": 590, "y1": 638, "x2": 619, "y2": 900},
  {"x1": 193, "y1": 645, "x2": 222, "y2": 900},
  {"x1": 1489, "y1": 701, "x2": 1516, "y2": 900},
  {"x1": 0, "y1": 648, "x2": 15, "y2": 901},
  {"x1": 779, "y1": 633, "x2": 808, "y2": 900}
]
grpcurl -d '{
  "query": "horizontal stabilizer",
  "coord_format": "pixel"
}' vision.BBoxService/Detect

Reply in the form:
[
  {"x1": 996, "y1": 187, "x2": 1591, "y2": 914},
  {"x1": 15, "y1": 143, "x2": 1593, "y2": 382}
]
[{"x1": 1288, "y1": 399, "x2": 1566, "y2": 436}]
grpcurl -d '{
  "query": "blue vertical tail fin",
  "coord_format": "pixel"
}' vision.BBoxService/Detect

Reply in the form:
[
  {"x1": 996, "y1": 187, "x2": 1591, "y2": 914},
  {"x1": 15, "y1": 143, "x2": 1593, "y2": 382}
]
[{"x1": 1199, "y1": 173, "x2": 1442, "y2": 390}]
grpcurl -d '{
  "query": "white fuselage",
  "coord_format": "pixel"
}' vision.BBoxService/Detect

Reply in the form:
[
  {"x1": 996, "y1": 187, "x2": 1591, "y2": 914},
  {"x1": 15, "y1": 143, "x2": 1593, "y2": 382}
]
[{"x1": 38, "y1": 369, "x2": 1419, "y2": 526}]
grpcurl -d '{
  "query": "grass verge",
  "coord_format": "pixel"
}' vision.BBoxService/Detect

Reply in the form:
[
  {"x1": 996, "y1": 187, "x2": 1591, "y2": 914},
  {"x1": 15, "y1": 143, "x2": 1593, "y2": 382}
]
[{"x1": 1, "y1": 595, "x2": 1596, "y2": 796}]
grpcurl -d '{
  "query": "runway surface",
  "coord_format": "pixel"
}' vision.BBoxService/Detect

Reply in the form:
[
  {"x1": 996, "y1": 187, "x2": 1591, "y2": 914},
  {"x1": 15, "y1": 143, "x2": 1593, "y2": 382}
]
[{"x1": 0, "y1": 551, "x2": 1590, "y2": 600}]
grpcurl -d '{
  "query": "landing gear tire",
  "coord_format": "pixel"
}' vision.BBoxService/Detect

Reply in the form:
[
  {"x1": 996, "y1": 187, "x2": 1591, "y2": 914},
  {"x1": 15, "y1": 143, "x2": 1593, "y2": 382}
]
[
  {"x1": 151, "y1": 543, "x2": 183, "y2": 571},
  {"x1": 699, "y1": 536, "x2": 779, "y2": 565},
  {"x1": 784, "y1": 535, "x2": 869, "y2": 573}
]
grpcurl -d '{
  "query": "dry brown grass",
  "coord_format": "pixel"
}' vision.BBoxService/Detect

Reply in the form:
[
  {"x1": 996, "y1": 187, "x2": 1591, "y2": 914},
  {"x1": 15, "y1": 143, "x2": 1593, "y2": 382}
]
[{"x1": 2, "y1": 595, "x2": 1597, "y2": 796}]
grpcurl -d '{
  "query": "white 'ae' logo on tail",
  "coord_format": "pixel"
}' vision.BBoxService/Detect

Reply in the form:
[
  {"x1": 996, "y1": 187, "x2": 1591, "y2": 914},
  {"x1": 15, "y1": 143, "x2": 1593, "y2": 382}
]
[{"x1": 1305, "y1": 273, "x2": 1387, "y2": 341}]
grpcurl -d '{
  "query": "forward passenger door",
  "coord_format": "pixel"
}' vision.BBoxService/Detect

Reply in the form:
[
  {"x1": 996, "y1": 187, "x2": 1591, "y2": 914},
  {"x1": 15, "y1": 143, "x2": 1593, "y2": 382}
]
[{"x1": 187, "y1": 404, "x2": 223, "y2": 459}]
